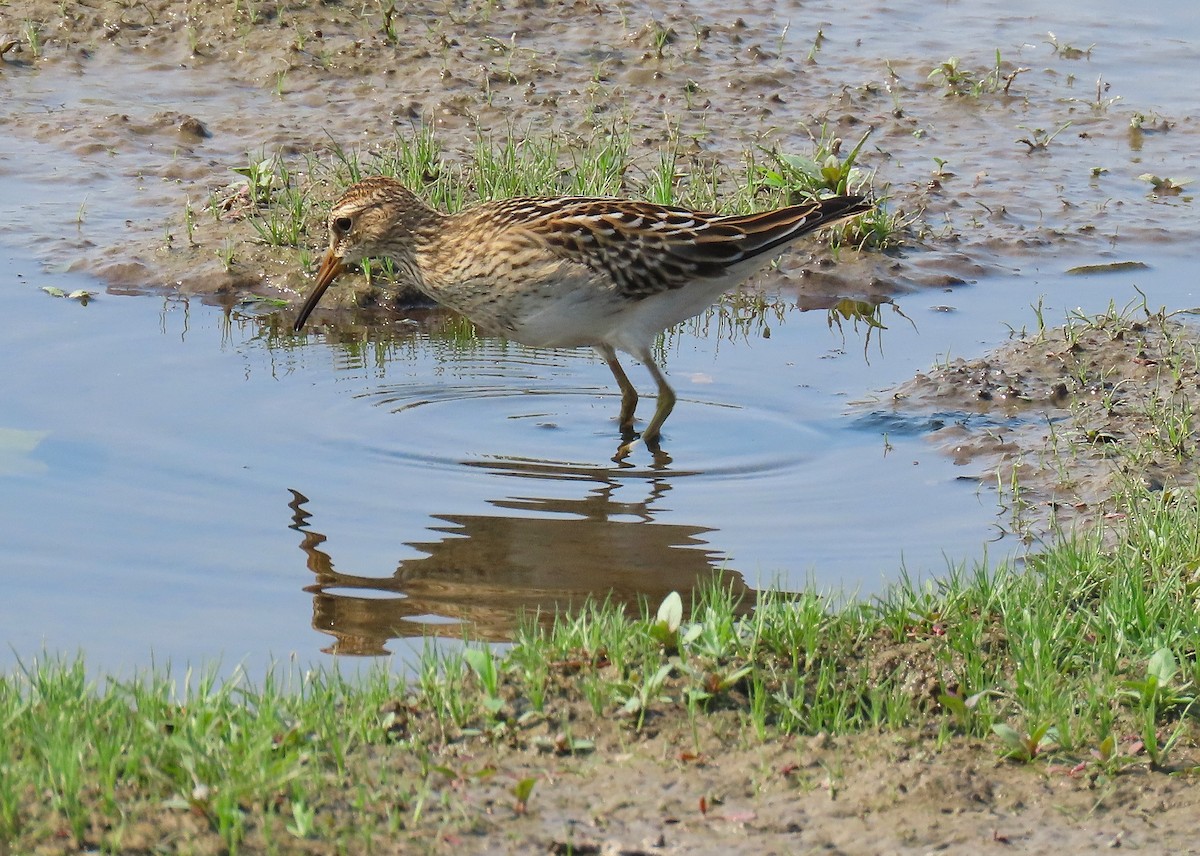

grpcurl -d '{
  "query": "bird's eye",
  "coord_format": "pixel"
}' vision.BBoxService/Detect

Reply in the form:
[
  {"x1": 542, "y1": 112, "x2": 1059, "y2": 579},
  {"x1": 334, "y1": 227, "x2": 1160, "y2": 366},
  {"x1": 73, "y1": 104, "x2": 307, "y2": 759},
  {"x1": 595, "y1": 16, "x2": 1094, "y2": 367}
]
[{"x1": 332, "y1": 216, "x2": 353, "y2": 235}]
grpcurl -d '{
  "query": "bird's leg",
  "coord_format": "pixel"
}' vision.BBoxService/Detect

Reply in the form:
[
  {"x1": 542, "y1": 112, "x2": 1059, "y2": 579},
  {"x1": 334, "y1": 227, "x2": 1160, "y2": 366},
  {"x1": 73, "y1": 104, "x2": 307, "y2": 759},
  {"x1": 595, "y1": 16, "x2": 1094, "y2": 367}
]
[
  {"x1": 639, "y1": 356, "x2": 677, "y2": 446},
  {"x1": 597, "y1": 344, "x2": 639, "y2": 431}
]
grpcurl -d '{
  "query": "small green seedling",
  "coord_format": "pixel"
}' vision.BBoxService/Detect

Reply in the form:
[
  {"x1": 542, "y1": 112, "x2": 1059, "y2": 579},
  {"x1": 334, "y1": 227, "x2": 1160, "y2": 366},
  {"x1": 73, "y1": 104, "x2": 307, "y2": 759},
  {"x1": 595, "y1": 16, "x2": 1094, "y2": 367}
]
[
  {"x1": 1046, "y1": 32, "x2": 1093, "y2": 59},
  {"x1": 1017, "y1": 122, "x2": 1072, "y2": 152},
  {"x1": 649, "y1": 591, "x2": 684, "y2": 650},
  {"x1": 938, "y1": 688, "x2": 994, "y2": 731},
  {"x1": 619, "y1": 662, "x2": 674, "y2": 728},
  {"x1": 231, "y1": 156, "x2": 281, "y2": 205},
  {"x1": 758, "y1": 128, "x2": 873, "y2": 198},
  {"x1": 41, "y1": 287, "x2": 95, "y2": 305},
  {"x1": 1120, "y1": 647, "x2": 1194, "y2": 712},
  {"x1": 512, "y1": 777, "x2": 536, "y2": 815},
  {"x1": 286, "y1": 800, "x2": 317, "y2": 838},
  {"x1": 928, "y1": 56, "x2": 975, "y2": 95},
  {"x1": 992, "y1": 722, "x2": 1059, "y2": 762},
  {"x1": 1138, "y1": 174, "x2": 1192, "y2": 196},
  {"x1": 463, "y1": 648, "x2": 505, "y2": 715}
]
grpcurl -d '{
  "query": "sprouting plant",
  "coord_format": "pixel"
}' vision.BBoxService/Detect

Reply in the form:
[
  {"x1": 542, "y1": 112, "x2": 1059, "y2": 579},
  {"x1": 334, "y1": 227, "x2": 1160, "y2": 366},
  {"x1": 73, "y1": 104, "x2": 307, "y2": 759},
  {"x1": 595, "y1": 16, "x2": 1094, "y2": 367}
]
[
  {"x1": 756, "y1": 127, "x2": 873, "y2": 199},
  {"x1": 648, "y1": 591, "x2": 684, "y2": 651},
  {"x1": 992, "y1": 722, "x2": 1059, "y2": 762},
  {"x1": 928, "y1": 56, "x2": 976, "y2": 95},
  {"x1": 618, "y1": 662, "x2": 675, "y2": 729},
  {"x1": 648, "y1": 20, "x2": 675, "y2": 59},
  {"x1": 938, "y1": 688, "x2": 995, "y2": 733},
  {"x1": 21, "y1": 20, "x2": 42, "y2": 57},
  {"x1": 1120, "y1": 648, "x2": 1194, "y2": 713},
  {"x1": 512, "y1": 777, "x2": 536, "y2": 815},
  {"x1": 286, "y1": 800, "x2": 317, "y2": 838},
  {"x1": 183, "y1": 198, "x2": 198, "y2": 246},
  {"x1": 1093, "y1": 76, "x2": 1121, "y2": 112},
  {"x1": 1120, "y1": 648, "x2": 1196, "y2": 768},
  {"x1": 233, "y1": 0, "x2": 262, "y2": 24},
  {"x1": 217, "y1": 239, "x2": 237, "y2": 271},
  {"x1": 183, "y1": 24, "x2": 202, "y2": 55},
  {"x1": 380, "y1": 0, "x2": 399, "y2": 43},
  {"x1": 1016, "y1": 121, "x2": 1072, "y2": 152},
  {"x1": 1138, "y1": 174, "x2": 1192, "y2": 196},
  {"x1": 1130, "y1": 111, "x2": 1170, "y2": 132},
  {"x1": 1046, "y1": 32, "x2": 1093, "y2": 59},
  {"x1": 930, "y1": 51, "x2": 1025, "y2": 97},
  {"x1": 231, "y1": 156, "x2": 281, "y2": 205},
  {"x1": 462, "y1": 647, "x2": 504, "y2": 715},
  {"x1": 806, "y1": 27, "x2": 824, "y2": 62}
]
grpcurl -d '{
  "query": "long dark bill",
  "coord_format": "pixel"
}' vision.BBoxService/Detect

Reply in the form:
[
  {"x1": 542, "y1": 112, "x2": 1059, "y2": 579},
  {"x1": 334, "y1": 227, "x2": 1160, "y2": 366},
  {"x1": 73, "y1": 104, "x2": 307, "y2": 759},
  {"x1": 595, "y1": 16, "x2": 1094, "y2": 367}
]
[{"x1": 293, "y1": 250, "x2": 345, "y2": 332}]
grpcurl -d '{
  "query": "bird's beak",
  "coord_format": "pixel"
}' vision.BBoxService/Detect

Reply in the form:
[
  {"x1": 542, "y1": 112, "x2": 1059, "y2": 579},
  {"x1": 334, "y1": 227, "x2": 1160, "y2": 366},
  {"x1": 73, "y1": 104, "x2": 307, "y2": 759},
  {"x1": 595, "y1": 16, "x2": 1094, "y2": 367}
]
[{"x1": 293, "y1": 249, "x2": 345, "y2": 332}]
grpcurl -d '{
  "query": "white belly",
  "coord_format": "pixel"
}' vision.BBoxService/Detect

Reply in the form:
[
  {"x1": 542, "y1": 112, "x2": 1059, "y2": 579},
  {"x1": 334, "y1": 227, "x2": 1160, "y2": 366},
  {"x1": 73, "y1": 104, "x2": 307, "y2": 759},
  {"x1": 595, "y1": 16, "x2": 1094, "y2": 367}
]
[{"x1": 505, "y1": 273, "x2": 738, "y2": 355}]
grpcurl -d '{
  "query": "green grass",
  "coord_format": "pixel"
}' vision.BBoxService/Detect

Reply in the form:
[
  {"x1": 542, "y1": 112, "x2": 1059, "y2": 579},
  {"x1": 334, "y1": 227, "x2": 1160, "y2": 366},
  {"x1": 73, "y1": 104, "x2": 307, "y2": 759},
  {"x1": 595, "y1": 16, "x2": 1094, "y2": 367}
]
[
  {"x1": 229, "y1": 120, "x2": 897, "y2": 256},
  {"x1": 3, "y1": 471, "x2": 1199, "y2": 850},
  {"x1": 927, "y1": 50, "x2": 1030, "y2": 98}
]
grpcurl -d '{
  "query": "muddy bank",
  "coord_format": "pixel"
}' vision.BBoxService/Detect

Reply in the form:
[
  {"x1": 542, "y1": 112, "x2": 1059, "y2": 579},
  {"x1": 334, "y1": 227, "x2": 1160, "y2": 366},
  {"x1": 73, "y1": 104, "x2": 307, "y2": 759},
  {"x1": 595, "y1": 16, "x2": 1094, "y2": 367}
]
[
  {"x1": 1, "y1": 0, "x2": 1195, "y2": 311},
  {"x1": 870, "y1": 305, "x2": 1200, "y2": 540}
]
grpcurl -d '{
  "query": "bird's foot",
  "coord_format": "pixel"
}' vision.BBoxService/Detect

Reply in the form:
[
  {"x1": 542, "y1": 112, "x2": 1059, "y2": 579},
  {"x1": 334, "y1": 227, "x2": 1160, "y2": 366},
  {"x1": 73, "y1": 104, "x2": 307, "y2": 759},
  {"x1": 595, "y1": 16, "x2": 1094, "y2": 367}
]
[
  {"x1": 612, "y1": 429, "x2": 668, "y2": 465},
  {"x1": 613, "y1": 439, "x2": 637, "y2": 463},
  {"x1": 613, "y1": 425, "x2": 641, "y2": 462}
]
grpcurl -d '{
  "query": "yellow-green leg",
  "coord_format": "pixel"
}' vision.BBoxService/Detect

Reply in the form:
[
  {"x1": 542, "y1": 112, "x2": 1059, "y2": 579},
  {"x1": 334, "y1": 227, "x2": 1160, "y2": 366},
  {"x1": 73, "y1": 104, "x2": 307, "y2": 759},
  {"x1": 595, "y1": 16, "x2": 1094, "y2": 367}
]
[
  {"x1": 598, "y1": 344, "x2": 639, "y2": 430},
  {"x1": 640, "y1": 356, "x2": 676, "y2": 446}
]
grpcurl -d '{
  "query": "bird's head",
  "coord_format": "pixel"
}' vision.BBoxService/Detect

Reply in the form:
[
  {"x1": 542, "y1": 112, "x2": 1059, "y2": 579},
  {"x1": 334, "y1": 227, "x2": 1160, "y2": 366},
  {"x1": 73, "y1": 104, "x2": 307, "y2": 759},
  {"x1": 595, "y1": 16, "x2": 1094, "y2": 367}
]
[{"x1": 293, "y1": 177, "x2": 437, "y2": 331}]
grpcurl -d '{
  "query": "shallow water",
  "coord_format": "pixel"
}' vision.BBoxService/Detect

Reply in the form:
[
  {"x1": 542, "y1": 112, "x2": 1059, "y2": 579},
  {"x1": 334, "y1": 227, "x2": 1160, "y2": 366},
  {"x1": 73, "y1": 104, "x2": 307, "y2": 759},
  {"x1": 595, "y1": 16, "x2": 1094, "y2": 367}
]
[
  {"x1": 1, "y1": 0, "x2": 1198, "y2": 677},
  {"x1": 3, "y1": 242, "x2": 1195, "y2": 674}
]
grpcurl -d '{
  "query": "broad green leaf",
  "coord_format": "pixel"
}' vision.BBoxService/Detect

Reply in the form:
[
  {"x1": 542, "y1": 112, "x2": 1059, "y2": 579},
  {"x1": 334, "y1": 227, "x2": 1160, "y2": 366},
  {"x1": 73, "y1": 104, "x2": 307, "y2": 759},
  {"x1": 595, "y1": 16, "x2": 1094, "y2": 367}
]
[
  {"x1": 681, "y1": 624, "x2": 703, "y2": 645},
  {"x1": 463, "y1": 648, "x2": 491, "y2": 676},
  {"x1": 512, "y1": 776, "x2": 536, "y2": 803},
  {"x1": 1147, "y1": 647, "x2": 1177, "y2": 685},
  {"x1": 991, "y1": 723, "x2": 1024, "y2": 749}
]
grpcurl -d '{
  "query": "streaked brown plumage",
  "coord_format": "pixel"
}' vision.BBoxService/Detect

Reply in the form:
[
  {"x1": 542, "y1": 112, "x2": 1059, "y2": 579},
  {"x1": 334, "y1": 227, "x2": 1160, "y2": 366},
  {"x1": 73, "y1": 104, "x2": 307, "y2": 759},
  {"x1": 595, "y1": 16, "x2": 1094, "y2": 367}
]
[{"x1": 294, "y1": 176, "x2": 870, "y2": 447}]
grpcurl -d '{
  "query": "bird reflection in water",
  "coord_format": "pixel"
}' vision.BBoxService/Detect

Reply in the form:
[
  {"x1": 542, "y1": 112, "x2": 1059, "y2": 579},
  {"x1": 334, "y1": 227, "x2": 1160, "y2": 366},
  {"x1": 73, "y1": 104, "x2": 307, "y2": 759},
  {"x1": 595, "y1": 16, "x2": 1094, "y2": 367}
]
[{"x1": 289, "y1": 465, "x2": 755, "y2": 656}]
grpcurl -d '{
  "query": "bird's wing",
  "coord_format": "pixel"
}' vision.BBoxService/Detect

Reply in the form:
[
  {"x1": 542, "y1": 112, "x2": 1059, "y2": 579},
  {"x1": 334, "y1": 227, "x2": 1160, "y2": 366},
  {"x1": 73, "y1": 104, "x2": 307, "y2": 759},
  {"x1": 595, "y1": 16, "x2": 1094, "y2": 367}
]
[{"x1": 479, "y1": 196, "x2": 868, "y2": 300}]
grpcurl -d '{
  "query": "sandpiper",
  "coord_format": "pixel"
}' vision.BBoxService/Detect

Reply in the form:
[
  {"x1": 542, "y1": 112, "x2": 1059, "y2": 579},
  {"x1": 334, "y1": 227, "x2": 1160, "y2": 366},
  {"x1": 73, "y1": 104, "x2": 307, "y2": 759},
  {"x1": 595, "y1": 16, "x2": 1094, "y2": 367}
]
[{"x1": 294, "y1": 177, "x2": 870, "y2": 447}]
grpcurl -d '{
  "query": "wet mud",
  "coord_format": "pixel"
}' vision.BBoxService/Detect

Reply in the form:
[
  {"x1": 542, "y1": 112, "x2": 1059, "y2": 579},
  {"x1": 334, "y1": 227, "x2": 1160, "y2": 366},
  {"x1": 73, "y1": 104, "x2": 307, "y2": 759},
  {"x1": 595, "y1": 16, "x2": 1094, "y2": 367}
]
[
  {"x1": 876, "y1": 307, "x2": 1200, "y2": 540},
  {"x1": 2, "y1": 0, "x2": 1195, "y2": 313}
]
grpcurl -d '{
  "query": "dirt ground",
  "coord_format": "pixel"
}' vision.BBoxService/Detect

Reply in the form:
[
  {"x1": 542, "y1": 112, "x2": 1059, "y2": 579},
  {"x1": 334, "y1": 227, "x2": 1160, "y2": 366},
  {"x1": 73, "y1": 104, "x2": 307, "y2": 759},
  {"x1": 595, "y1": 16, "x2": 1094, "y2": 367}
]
[
  {"x1": 3, "y1": 1, "x2": 1200, "y2": 852},
  {"x1": 419, "y1": 725, "x2": 1200, "y2": 856}
]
